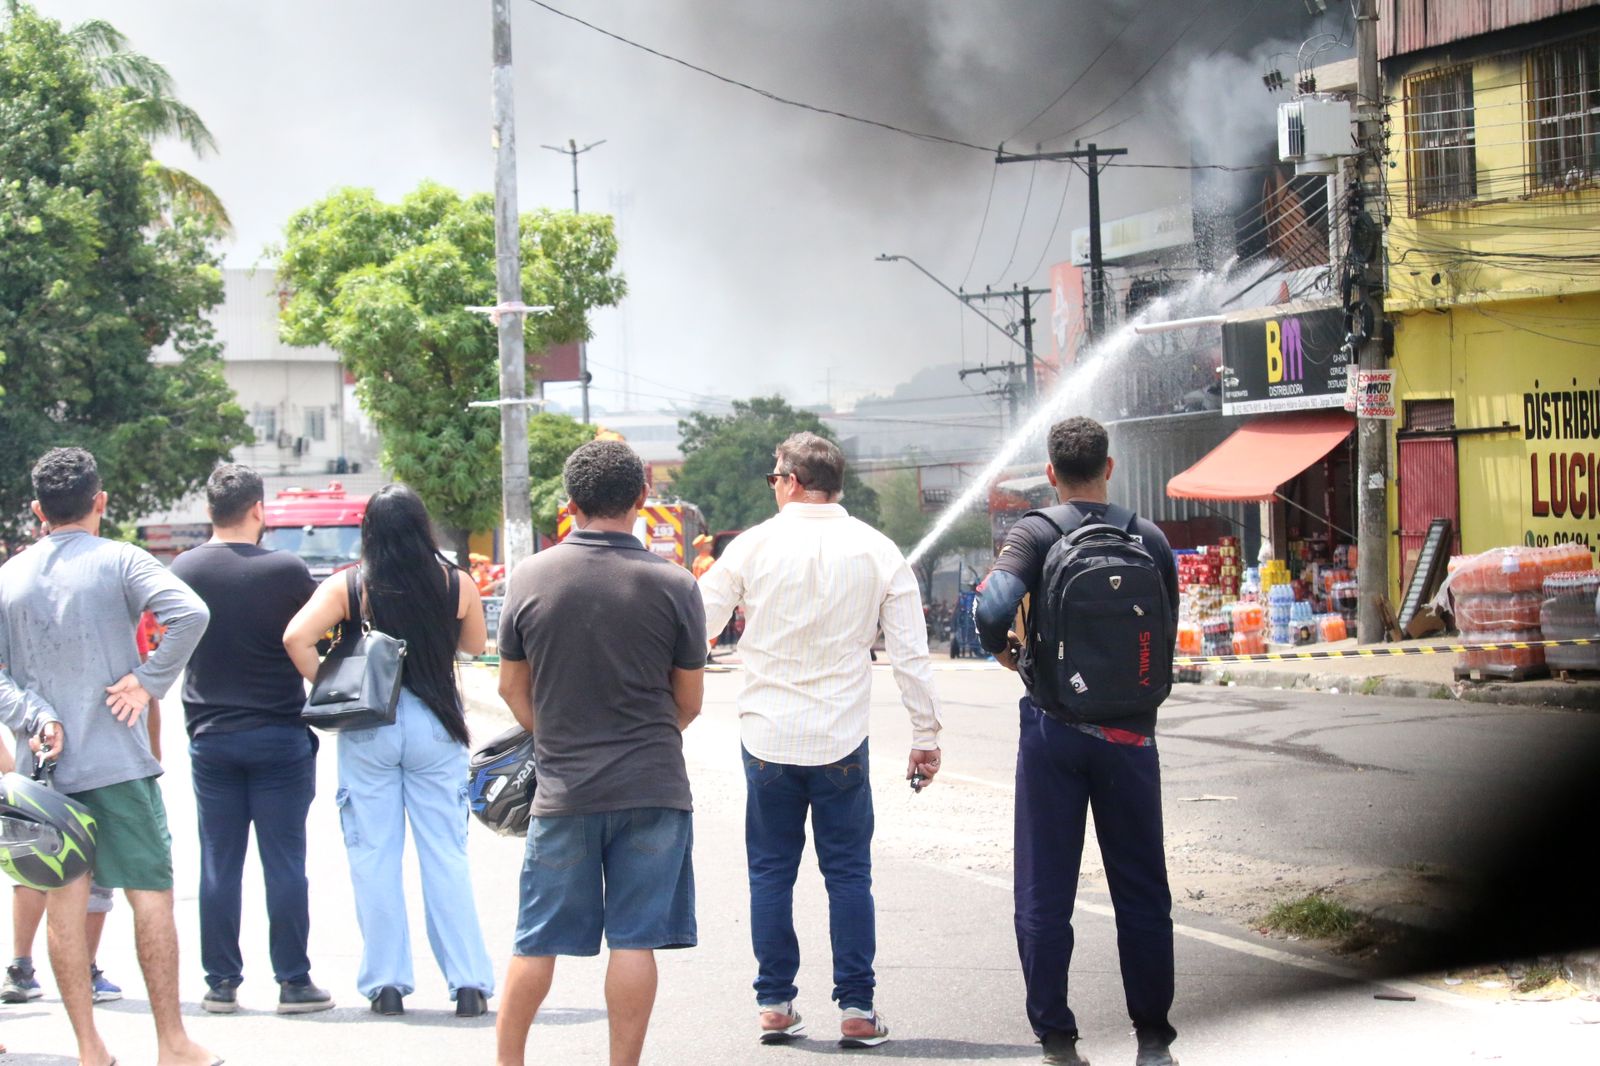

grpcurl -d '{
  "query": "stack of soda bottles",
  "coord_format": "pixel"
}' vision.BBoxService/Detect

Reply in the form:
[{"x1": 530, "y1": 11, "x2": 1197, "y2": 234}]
[
  {"x1": 1202, "y1": 615, "x2": 1233, "y2": 657},
  {"x1": 1268, "y1": 584, "x2": 1295, "y2": 645},
  {"x1": 1541, "y1": 569, "x2": 1600, "y2": 671},
  {"x1": 1449, "y1": 544, "x2": 1590, "y2": 674},
  {"x1": 1230, "y1": 601, "x2": 1266, "y2": 656}
]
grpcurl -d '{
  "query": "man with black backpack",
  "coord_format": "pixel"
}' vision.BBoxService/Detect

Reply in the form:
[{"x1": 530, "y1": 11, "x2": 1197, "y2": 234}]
[{"x1": 975, "y1": 417, "x2": 1180, "y2": 1066}]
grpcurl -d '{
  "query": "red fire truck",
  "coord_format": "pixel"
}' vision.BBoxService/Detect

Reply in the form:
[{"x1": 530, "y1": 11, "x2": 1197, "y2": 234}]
[{"x1": 260, "y1": 482, "x2": 369, "y2": 580}]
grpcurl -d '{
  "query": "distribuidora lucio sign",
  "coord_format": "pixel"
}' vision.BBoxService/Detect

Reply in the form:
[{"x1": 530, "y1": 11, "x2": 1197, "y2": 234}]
[{"x1": 1524, "y1": 378, "x2": 1600, "y2": 548}]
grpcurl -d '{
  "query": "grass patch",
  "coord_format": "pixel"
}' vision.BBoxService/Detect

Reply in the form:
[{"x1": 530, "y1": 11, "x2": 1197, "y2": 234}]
[
  {"x1": 1359, "y1": 676, "x2": 1383, "y2": 696},
  {"x1": 1515, "y1": 965, "x2": 1560, "y2": 994},
  {"x1": 1261, "y1": 894, "x2": 1358, "y2": 940},
  {"x1": 1430, "y1": 685, "x2": 1453, "y2": 700}
]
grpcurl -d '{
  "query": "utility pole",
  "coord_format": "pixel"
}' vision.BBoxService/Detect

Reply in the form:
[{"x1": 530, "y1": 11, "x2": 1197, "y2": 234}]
[
  {"x1": 997, "y1": 143, "x2": 1127, "y2": 343},
  {"x1": 956, "y1": 285, "x2": 1046, "y2": 400},
  {"x1": 541, "y1": 138, "x2": 605, "y2": 424},
  {"x1": 491, "y1": 0, "x2": 533, "y2": 568},
  {"x1": 1353, "y1": 0, "x2": 1389, "y2": 643}
]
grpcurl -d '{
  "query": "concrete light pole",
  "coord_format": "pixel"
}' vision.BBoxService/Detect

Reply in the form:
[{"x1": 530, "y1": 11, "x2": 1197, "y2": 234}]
[
  {"x1": 491, "y1": 0, "x2": 533, "y2": 568},
  {"x1": 1354, "y1": 0, "x2": 1390, "y2": 643}
]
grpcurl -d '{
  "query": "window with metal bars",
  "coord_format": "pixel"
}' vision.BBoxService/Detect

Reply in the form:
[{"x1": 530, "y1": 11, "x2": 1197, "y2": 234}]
[
  {"x1": 1404, "y1": 399, "x2": 1454, "y2": 433},
  {"x1": 1527, "y1": 34, "x2": 1600, "y2": 194},
  {"x1": 1406, "y1": 66, "x2": 1477, "y2": 213}
]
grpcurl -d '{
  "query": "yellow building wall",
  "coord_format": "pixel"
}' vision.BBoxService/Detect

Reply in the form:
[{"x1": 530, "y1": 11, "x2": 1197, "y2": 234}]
[
  {"x1": 1386, "y1": 53, "x2": 1600, "y2": 313},
  {"x1": 1387, "y1": 294, "x2": 1600, "y2": 594},
  {"x1": 1384, "y1": 38, "x2": 1600, "y2": 600}
]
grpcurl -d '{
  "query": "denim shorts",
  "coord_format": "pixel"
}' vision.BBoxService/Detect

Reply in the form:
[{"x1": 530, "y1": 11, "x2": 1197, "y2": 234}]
[{"x1": 514, "y1": 807, "x2": 696, "y2": 957}]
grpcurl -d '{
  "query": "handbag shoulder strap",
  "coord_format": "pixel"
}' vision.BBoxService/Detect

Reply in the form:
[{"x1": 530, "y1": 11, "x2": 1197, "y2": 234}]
[
  {"x1": 345, "y1": 565, "x2": 368, "y2": 625},
  {"x1": 446, "y1": 562, "x2": 459, "y2": 610}
]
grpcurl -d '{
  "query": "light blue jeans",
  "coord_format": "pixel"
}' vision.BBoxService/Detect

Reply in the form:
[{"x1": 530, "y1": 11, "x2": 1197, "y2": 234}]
[{"x1": 335, "y1": 688, "x2": 494, "y2": 1001}]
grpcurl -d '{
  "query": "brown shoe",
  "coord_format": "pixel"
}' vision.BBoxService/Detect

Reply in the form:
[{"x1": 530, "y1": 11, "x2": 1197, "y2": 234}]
[{"x1": 758, "y1": 1001, "x2": 807, "y2": 1045}]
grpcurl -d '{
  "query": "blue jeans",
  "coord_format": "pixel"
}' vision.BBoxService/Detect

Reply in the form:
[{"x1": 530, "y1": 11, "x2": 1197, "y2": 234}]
[
  {"x1": 335, "y1": 689, "x2": 494, "y2": 1000},
  {"x1": 190, "y1": 724, "x2": 317, "y2": 989},
  {"x1": 1014, "y1": 698, "x2": 1176, "y2": 1045},
  {"x1": 742, "y1": 739, "x2": 875, "y2": 1010},
  {"x1": 514, "y1": 809, "x2": 696, "y2": 956}
]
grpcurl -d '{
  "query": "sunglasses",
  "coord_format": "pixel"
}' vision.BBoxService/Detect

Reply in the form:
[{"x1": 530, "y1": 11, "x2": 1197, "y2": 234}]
[{"x1": 764, "y1": 471, "x2": 805, "y2": 487}]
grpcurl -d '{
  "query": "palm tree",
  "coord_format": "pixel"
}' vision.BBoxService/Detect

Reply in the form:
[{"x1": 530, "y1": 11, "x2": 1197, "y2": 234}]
[{"x1": 5, "y1": 2, "x2": 231, "y2": 231}]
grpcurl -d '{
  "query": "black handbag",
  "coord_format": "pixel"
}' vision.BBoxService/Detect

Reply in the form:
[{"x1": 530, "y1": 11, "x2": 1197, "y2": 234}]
[{"x1": 301, "y1": 567, "x2": 408, "y2": 732}]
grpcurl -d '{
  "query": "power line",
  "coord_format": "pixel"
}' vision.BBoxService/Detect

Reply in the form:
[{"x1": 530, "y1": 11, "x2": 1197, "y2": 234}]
[
  {"x1": 1008, "y1": 14, "x2": 1142, "y2": 142},
  {"x1": 1022, "y1": 166, "x2": 1074, "y2": 282},
  {"x1": 524, "y1": 0, "x2": 1284, "y2": 174},
  {"x1": 989, "y1": 161, "x2": 1039, "y2": 287},
  {"x1": 959, "y1": 164, "x2": 1000, "y2": 290},
  {"x1": 523, "y1": 0, "x2": 995, "y2": 154},
  {"x1": 1042, "y1": 3, "x2": 1210, "y2": 146}
]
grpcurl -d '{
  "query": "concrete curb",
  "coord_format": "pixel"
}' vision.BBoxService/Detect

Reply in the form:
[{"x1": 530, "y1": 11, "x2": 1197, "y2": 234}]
[{"x1": 1194, "y1": 665, "x2": 1600, "y2": 713}]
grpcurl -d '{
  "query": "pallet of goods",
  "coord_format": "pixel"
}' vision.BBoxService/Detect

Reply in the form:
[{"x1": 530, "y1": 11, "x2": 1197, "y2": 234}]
[{"x1": 1448, "y1": 544, "x2": 1590, "y2": 682}]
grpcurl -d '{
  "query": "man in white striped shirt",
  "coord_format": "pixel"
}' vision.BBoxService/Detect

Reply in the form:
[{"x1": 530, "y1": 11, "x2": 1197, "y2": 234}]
[{"x1": 699, "y1": 432, "x2": 942, "y2": 1051}]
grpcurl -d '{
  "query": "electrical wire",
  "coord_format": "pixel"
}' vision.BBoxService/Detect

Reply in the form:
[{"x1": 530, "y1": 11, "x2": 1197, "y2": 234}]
[
  {"x1": 525, "y1": 0, "x2": 1297, "y2": 175},
  {"x1": 989, "y1": 161, "x2": 1038, "y2": 287},
  {"x1": 1021, "y1": 166, "x2": 1074, "y2": 282},
  {"x1": 1041, "y1": 2, "x2": 1211, "y2": 146},
  {"x1": 1008, "y1": 13, "x2": 1143, "y2": 142},
  {"x1": 959, "y1": 163, "x2": 1000, "y2": 290},
  {"x1": 522, "y1": 0, "x2": 996, "y2": 155}
]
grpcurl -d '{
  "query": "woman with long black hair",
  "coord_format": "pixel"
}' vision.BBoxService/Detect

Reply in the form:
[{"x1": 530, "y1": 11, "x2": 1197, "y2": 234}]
[{"x1": 284, "y1": 484, "x2": 494, "y2": 1018}]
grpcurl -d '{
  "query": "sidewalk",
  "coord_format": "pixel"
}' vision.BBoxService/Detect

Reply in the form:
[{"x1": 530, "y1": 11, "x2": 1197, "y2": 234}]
[{"x1": 1188, "y1": 636, "x2": 1600, "y2": 713}]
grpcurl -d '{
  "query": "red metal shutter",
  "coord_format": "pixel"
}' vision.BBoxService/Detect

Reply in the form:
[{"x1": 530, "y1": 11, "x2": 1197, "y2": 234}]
[{"x1": 1398, "y1": 436, "x2": 1461, "y2": 587}]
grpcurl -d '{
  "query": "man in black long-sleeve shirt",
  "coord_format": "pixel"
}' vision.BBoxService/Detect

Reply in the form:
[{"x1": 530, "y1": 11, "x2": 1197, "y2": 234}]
[{"x1": 975, "y1": 417, "x2": 1179, "y2": 1066}]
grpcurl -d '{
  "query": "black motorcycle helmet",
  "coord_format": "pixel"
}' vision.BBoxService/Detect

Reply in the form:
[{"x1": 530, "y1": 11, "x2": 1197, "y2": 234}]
[
  {"x1": 0, "y1": 770, "x2": 97, "y2": 891},
  {"x1": 467, "y1": 725, "x2": 537, "y2": 837}
]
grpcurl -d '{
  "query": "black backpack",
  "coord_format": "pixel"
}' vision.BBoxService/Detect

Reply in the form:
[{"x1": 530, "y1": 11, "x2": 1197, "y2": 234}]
[{"x1": 1020, "y1": 503, "x2": 1173, "y2": 723}]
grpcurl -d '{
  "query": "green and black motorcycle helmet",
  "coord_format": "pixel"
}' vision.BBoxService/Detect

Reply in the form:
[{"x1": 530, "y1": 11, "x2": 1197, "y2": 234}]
[{"x1": 0, "y1": 769, "x2": 97, "y2": 891}]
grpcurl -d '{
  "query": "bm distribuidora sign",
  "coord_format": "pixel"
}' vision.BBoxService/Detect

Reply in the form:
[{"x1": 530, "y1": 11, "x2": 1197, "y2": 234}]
[{"x1": 1221, "y1": 307, "x2": 1350, "y2": 416}]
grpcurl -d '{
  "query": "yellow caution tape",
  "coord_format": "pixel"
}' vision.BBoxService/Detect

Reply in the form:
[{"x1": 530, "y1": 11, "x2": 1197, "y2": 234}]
[{"x1": 1176, "y1": 637, "x2": 1598, "y2": 666}]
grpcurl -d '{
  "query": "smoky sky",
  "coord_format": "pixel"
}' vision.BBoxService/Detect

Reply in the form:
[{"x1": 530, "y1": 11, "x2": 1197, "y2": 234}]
[{"x1": 40, "y1": 0, "x2": 1335, "y2": 412}]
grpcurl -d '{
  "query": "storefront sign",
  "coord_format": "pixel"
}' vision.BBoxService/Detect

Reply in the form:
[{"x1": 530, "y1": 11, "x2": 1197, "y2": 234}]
[
  {"x1": 1524, "y1": 379, "x2": 1600, "y2": 551},
  {"x1": 1357, "y1": 369, "x2": 1396, "y2": 419},
  {"x1": 1221, "y1": 306, "x2": 1350, "y2": 415}
]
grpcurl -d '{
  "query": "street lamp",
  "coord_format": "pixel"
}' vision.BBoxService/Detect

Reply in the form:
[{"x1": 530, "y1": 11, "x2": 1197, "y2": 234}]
[{"x1": 875, "y1": 254, "x2": 1031, "y2": 358}]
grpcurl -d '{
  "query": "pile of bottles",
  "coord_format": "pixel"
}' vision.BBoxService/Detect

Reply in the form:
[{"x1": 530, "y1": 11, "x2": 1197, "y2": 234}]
[
  {"x1": 1268, "y1": 584, "x2": 1295, "y2": 645},
  {"x1": 1451, "y1": 546, "x2": 1592, "y2": 674},
  {"x1": 1289, "y1": 599, "x2": 1316, "y2": 645},
  {"x1": 1332, "y1": 581, "x2": 1360, "y2": 624},
  {"x1": 1448, "y1": 544, "x2": 1590, "y2": 594},
  {"x1": 1176, "y1": 620, "x2": 1203, "y2": 657},
  {"x1": 1317, "y1": 613, "x2": 1348, "y2": 642},
  {"x1": 1231, "y1": 600, "x2": 1266, "y2": 656},
  {"x1": 1541, "y1": 571, "x2": 1600, "y2": 671},
  {"x1": 1202, "y1": 616, "x2": 1233, "y2": 657}
]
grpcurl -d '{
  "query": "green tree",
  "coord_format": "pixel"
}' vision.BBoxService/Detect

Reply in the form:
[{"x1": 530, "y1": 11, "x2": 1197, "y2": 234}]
[
  {"x1": 877, "y1": 470, "x2": 992, "y2": 590},
  {"x1": 4, "y1": 2, "x2": 230, "y2": 229},
  {"x1": 672, "y1": 396, "x2": 879, "y2": 532},
  {"x1": 276, "y1": 182, "x2": 624, "y2": 556},
  {"x1": 527, "y1": 411, "x2": 595, "y2": 537},
  {"x1": 0, "y1": 5, "x2": 251, "y2": 537}
]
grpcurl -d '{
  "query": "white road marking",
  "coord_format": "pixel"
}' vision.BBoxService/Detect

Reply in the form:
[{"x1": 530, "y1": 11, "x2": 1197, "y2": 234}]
[{"x1": 927, "y1": 866, "x2": 1487, "y2": 1011}]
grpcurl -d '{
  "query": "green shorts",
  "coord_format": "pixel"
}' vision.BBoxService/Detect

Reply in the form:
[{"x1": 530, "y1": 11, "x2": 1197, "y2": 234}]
[{"x1": 67, "y1": 777, "x2": 173, "y2": 891}]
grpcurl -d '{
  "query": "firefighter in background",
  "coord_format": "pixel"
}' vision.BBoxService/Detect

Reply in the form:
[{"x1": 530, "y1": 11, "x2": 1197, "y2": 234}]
[{"x1": 691, "y1": 534, "x2": 716, "y2": 580}]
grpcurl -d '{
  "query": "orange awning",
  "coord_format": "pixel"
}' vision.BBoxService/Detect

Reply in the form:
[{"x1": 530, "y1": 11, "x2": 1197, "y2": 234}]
[{"x1": 1167, "y1": 410, "x2": 1355, "y2": 501}]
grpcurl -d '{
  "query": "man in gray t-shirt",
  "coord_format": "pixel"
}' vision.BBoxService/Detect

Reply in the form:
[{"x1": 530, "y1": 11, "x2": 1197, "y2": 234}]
[
  {"x1": 494, "y1": 440, "x2": 705, "y2": 1066},
  {"x1": 0, "y1": 448, "x2": 217, "y2": 1066}
]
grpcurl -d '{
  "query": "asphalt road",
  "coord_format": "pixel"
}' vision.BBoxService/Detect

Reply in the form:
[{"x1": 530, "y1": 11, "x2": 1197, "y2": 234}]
[{"x1": 1, "y1": 666, "x2": 1597, "y2": 1064}]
